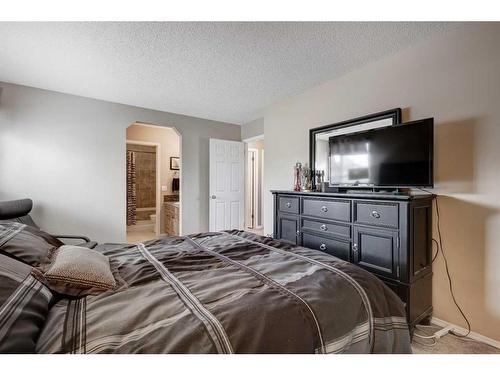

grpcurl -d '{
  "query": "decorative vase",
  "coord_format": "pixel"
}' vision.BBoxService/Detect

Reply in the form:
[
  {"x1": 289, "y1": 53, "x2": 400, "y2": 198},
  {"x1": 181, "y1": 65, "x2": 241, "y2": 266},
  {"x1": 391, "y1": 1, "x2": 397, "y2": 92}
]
[
  {"x1": 301, "y1": 163, "x2": 312, "y2": 192},
  {"x1": 293, "y1": 162, "x2": 302, "y2": 191}
]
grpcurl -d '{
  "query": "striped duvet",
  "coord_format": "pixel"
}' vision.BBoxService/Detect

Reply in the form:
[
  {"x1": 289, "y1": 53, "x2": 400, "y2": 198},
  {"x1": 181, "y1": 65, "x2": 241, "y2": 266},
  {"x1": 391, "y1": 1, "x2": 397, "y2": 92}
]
[{"x1": 35, "y1": 230, "x2": 411, "y2": 354}]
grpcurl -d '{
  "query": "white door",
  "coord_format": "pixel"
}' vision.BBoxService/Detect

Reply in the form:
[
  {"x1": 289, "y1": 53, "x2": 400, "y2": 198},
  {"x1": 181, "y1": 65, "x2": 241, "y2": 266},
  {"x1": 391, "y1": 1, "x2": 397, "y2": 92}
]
[{"x1": 209, "y1": 139, "x2": 245, "y2": 231}]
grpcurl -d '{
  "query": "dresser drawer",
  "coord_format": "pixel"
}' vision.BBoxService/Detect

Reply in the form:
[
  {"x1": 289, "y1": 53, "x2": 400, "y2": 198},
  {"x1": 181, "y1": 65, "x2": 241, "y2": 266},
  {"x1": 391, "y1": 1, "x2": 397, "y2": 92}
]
[
  {"x1": 302, "y1": 198, "x2": 351, "y2": 222},
  {"x1": 302, "y1": 233, "x2": 350, "y2": 261},
  {"x1": 354, "y1": 202, "x2": 399, "y2": 228},
  {"x1": 302, "y1": 218, "x2": 351, "y2": 239},
  {"x1": 278, "y1": 196, "x2": 300, "y2": 214}
]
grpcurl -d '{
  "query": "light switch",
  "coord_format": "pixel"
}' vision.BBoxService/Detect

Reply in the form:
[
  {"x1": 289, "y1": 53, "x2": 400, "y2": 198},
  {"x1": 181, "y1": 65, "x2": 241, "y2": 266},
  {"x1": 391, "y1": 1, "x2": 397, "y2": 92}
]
[{"x1": 161, "y1": 185, "x2": 168, "y2": 192}]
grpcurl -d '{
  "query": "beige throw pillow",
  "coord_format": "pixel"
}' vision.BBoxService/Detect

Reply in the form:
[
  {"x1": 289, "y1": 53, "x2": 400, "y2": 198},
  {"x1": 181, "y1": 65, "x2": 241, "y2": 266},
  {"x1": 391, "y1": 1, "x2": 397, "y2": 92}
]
[{"x1": 40, "y1": 245, "x2": 116, "y2": 296}]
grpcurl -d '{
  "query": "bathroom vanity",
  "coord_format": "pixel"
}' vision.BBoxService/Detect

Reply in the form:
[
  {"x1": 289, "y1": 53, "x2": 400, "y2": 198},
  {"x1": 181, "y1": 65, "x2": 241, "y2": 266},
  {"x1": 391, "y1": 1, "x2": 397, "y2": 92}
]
[{"x1": 164, "y1": 201, "x2": 179, "y2": 236}]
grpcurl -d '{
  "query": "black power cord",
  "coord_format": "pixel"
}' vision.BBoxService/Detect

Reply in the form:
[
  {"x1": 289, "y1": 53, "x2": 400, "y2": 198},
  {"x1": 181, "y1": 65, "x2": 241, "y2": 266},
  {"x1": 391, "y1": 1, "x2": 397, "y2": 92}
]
[
  {"x1": 431, "y1": 238, "x2": 439, "y2": 263},
  {"x1": 419, "y1": 189, "x2": 471, "y2": 338}
]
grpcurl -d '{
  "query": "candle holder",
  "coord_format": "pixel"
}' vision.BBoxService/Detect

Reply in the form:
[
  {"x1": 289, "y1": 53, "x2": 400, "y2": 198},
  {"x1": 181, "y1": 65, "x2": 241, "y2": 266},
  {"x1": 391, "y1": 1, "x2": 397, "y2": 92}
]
[{"x1": 315, "y1": 170, "x2": 325, "y2": 192}]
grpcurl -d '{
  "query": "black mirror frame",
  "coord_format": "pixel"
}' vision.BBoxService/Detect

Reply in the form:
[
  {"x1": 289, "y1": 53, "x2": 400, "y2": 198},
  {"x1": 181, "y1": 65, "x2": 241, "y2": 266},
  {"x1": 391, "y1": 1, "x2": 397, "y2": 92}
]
[{"x1": 309, "y1": 108, "x2": 402, "y2": 186}]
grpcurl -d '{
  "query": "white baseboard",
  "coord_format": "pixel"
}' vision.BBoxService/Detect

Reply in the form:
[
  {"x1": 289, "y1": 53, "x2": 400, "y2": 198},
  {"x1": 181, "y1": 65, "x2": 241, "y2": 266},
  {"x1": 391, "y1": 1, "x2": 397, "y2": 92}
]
[{"x1": 430, "y1": 317, "x2": 500, "y2": 349}]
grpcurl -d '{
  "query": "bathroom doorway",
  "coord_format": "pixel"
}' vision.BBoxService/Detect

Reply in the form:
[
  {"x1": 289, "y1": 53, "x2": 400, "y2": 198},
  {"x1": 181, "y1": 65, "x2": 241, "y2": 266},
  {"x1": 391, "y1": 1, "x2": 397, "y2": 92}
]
[{"x1": 126, "y1": 123, "x2": 181, "y2": 243}]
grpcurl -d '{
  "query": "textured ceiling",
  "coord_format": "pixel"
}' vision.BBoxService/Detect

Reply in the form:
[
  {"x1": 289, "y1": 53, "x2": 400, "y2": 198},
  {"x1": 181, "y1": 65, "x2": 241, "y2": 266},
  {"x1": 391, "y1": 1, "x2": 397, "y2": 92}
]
[{"x1": 0, "y1": 22, "x2": 456, "y2": 124}]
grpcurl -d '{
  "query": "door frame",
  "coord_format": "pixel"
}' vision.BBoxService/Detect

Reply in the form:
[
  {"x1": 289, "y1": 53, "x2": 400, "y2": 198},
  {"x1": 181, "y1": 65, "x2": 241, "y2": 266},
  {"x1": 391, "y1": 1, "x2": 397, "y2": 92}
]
[
  {"x1": 126, "y1": 139, "x2": 161, "y2": 236},
  {"x1": 246, "y1": 147, "x2": 259, "y2": 229},
  {"x1": 243, "y1": 134, "x2": 264, "y2": 231}
]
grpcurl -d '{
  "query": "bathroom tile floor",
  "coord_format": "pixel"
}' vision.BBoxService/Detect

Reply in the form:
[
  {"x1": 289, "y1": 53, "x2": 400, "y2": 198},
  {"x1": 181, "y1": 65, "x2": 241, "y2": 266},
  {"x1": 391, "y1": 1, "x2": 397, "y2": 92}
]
[{"x1": 126, "y1": 225, "x2": 158, "y2": 244}]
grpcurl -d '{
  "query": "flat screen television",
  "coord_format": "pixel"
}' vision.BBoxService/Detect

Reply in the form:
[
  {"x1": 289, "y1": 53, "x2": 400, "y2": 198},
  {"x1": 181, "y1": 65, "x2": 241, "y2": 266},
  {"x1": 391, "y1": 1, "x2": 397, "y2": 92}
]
[{"x1": 328, "y1": 118, "x2": 434, "y2": 188}]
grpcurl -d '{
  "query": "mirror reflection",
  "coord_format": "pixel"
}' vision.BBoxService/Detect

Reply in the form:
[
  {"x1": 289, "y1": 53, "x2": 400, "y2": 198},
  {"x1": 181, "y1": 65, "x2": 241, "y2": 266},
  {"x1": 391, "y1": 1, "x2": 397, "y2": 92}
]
[{"x1": 311, "y1": 110, "x2": 400, "y2": 189}]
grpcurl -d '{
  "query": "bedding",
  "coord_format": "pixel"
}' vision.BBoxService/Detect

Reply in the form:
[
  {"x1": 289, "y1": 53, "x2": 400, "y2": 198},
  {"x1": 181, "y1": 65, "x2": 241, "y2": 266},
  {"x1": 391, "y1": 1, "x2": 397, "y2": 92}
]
[
  {"x1": 0, "y1": 222, "x2": 63, "y2": 266},
  {"x1": 0, "y1": 254, "x2": 53, "y2": 353},
  {"x1": 32, "y1": 230, "x2": 411, "y2": 354},
  {"x1": 38, "y1": 245, "x2": 117, "y2": 296}
]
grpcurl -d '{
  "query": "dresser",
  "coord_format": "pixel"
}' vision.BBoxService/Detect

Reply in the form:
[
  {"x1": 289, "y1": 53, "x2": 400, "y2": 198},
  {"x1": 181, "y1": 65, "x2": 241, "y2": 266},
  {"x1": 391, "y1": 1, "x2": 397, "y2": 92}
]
[{"x1": 272, "y1": 190, "x2": 434, "y2": 330}]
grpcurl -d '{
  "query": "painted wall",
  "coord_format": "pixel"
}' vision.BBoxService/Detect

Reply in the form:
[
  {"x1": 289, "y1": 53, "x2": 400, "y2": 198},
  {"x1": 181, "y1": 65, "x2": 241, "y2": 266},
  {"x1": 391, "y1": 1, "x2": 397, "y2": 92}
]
[
  {"x1": 262, "y1": 24, "x2": 500, "y2": 340},
  {"x1": 241, "y1": 117, "x2": 264, "y2": 140},
  {"x1": 0, "y1": 82, "x2": 240, "y2": 243}
]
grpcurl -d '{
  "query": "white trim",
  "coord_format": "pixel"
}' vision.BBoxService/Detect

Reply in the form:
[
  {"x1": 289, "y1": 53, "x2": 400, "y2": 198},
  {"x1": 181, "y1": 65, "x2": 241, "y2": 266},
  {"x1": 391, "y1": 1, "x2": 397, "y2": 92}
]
[
  {"x1": 133, "y1": 122, "x2": 174, "y2": 131},
  {"x1": 244, "y1": 147, "x2": 252, "y2": 228},
  {"x1": 252, "y1": 148, "x2": 260, "y2": 228},
  {"x1": 245, "y1": 148, "x2": 259, "y2": 229},
  {"x1": 431, "y1": 317, "x2": 500, "y2": 349},
  {"x1": 178, "y1": 134, "x2": 182, "y2": 236},
  {"x1": 243, "y1": 136, "x2": 264, "y2": 230},
  {"x1": 126, "y1": 139, "x2": 161, "y2": 236},
  {"x1": 259, "y1": 148, "x2": 264, "y2": 228}
]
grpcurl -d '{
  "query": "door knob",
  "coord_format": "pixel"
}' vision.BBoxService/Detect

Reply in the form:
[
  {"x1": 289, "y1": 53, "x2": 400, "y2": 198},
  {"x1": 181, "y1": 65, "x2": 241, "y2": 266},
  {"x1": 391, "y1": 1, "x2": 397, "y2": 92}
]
[
  {"x1": 210, "y1": 195, "x2": 217, "y2": 199},
  {"x1": 353, "y1": 243, "x2": 358, "y2": 253}
]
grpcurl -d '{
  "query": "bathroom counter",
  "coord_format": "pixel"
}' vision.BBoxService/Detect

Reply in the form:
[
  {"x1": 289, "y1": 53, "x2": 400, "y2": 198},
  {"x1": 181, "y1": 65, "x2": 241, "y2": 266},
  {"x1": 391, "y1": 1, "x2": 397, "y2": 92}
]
[{"x1": 164, "y1": 201, "x2": 180, "y2": 208}]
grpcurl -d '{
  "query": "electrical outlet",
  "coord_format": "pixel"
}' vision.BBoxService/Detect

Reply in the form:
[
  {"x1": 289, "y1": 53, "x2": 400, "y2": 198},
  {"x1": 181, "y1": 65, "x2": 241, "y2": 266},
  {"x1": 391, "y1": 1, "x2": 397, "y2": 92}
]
[{"x1": 434, "y1": 325, "x2": 454, "y2": 339}]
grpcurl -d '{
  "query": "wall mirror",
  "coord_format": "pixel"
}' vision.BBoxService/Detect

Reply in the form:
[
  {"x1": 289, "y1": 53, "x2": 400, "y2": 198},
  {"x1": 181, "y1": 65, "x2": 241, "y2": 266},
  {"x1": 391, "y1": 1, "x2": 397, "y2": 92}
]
[{"x1": 309, "y1": 108, "x2": 401, "y2": 186}]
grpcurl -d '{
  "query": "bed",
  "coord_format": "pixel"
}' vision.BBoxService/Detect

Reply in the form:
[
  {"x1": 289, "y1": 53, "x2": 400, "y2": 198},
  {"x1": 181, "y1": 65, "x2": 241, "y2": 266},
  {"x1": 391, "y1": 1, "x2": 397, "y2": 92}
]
[{"x1": 0, "y1": 222, "x2": 411, "y2": 354}]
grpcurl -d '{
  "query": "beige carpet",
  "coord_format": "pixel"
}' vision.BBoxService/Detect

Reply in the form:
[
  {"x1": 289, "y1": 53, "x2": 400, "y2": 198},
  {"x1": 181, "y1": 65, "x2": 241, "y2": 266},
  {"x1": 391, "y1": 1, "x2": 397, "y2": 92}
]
[
  {"x1": 411, "y1": 324, "x2": 500, "y2": 354},
  {"x1": 245, "y1": 227, "x2": 264, "y2": 236}
]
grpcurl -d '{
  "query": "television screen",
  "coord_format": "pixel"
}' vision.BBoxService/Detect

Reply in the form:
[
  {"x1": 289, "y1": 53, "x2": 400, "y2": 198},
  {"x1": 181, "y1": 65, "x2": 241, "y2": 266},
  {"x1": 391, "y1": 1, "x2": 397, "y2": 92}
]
[{"x1": 328, "y1": 118, "x2": 433, "y2": 187}]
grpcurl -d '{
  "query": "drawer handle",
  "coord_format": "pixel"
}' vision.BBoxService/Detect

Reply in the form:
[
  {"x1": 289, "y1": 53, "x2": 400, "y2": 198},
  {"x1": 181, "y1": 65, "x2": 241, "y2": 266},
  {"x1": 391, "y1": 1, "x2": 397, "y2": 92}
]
[
  {"x1": 286, "y1": 202, "x2": 292, "y2": 208},
  {"x1": 321, "y1": 205, "x2": 328, "y2": 212},
  {"x1": 319, "y1": 243, "x2": 327, "y2": 251},
  {"x1": 371, "y1": 210, "x2": 381, "y2": 219},
  {"x1": 320, "y1": 224, "x2": 327, "y2": 231}
]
